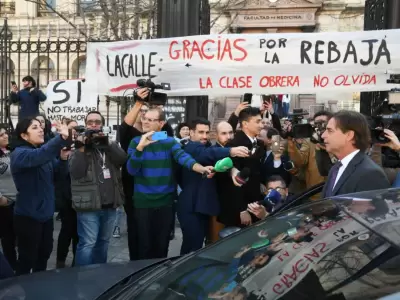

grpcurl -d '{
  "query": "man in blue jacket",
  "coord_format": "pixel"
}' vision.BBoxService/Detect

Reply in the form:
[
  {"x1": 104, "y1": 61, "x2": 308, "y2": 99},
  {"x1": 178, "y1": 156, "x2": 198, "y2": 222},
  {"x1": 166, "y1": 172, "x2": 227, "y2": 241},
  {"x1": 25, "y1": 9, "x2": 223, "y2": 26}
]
[
  {"x1": 10, "y1": 76, "x2": 46, "y2": 120},
  {"x1": 178, "y1": 118, "x2": 249, "y2": 255}
]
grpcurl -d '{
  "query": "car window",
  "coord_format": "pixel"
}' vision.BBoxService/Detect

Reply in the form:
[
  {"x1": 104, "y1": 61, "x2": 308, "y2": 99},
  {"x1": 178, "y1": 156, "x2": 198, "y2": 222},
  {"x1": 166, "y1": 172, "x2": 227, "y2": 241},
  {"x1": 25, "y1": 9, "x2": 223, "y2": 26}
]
[{"x1": 132, "y1": 195, "x2": 400, "y2": 300}]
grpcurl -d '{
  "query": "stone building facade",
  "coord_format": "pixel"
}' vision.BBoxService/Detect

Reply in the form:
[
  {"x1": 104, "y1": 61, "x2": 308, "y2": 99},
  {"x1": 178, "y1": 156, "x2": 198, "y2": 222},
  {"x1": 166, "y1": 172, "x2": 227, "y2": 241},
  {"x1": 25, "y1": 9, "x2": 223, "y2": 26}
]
[
  {"x1": 1, "y1": 0, "x2": 365, "y2": 126},
  {"x1": 209, "y1": 0, "x2": 365, "y2": 121}
]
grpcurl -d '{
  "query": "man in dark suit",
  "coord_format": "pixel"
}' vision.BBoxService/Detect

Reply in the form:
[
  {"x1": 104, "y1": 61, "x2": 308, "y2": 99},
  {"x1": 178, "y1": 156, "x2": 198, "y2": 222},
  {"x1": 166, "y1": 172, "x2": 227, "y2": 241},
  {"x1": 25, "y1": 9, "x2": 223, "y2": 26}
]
[
  {"x1": 219, "y1": 107, "x2": 265, "y2": 228},
  {"x1": 178, "y1": 118, "x2": 249, "y2": 254},
  {"x1": 321, "y1": 110, "x2": 390, "y2": 198}
]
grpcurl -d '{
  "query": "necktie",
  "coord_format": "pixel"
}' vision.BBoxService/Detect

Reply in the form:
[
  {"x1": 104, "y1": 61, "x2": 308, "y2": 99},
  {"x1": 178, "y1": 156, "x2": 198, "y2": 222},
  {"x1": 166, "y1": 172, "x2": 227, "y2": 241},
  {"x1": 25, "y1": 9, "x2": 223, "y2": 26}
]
[{"x1": 325, "y1": 161, "x2": 343, "y2": 197}]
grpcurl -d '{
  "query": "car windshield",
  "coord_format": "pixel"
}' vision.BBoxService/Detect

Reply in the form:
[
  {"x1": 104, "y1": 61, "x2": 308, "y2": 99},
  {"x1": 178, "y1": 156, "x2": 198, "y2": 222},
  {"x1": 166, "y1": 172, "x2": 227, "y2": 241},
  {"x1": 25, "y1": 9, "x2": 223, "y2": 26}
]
[{"x1": 132, "y1": 189, "x2": 400, "y2": 300}]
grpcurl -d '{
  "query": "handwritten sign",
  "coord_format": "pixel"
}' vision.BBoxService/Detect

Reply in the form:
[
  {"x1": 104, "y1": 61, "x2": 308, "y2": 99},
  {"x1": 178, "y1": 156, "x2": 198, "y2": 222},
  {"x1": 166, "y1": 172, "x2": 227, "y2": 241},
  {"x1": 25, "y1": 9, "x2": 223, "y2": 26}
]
[
  {"x1": 164, "y1": 97, "x2": 186, "y2": 130},
  {"x1": 85, "y1": 30, "x2": 400, "y2": 96},
  {"x1": 44, "y1": 79, "x2": 98, "y2": 122}
]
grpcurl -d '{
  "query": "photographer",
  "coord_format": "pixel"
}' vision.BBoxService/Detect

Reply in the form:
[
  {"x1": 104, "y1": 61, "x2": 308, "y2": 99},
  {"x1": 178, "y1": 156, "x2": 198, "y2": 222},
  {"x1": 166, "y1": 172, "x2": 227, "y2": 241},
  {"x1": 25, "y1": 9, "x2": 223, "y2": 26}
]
[
  {"x1": 69, "y1": 111, "x2": 126, "y2": 266},
  {"x1": 286, "y1": 111, "x2": 332, "y2": 191},
  {"x1": 369, "y1": 128, "x2": 400, "y2": 186},
  {"x1": 10, "y1": 76, "x2": 46, "y2": 121}
]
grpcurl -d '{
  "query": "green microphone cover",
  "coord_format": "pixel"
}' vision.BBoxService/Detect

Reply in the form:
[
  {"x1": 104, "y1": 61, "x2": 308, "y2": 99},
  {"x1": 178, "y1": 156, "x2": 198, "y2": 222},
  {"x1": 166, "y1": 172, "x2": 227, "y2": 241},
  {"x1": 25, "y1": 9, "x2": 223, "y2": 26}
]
[{"x1": 214, "y1": 157, "x2": 233, "y2": 172}]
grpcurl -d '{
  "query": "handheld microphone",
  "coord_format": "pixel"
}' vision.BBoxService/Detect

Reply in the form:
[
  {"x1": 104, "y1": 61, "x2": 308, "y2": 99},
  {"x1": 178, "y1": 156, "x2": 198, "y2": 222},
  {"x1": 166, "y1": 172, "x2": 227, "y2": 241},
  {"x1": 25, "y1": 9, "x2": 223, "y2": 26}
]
[
  {"x1": 202, "y1": 157, "x2": 233, "y2": 178},
  {"x1": 234, "y1": 167, "x2": 250, "y2": 185},
  {"x1": 260, "y1": 189, "x2": 281, "y2": 213}
]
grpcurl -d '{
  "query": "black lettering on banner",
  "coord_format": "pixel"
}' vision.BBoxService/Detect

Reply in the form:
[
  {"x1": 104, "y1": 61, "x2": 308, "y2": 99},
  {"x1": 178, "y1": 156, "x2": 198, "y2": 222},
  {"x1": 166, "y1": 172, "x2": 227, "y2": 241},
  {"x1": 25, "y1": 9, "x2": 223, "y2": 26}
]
[
  {"x1": 375, "y1": 39, "x2": 391, "y2": 64},
  {"x1": 300, "y1": 39, "x2": 391, "y2": 66},
  {"x1": 360, "y1": 39, "x2": 378, "y2": 66},
  {"x1": 300, "y1": 41, "x2": 312, "y2": 64},
  {"x1": 315, "y1": 40, "x2": 324, "y2": 65},
  {"x1": 106, "y1": 52, "x2": 158, "y2": 79},
  {"x1": 328, "y1": 41, "x2": 341, "y2": 63},
  {"x1": 77, "y1": 81, "x2": 82, "y2": 103},
  {"x1": 52, "y1": 81, "x2": 70, "y2": 105},
  {"x1": 333, "y1": 227, "x2": 359, "y2": 243},
  {"x1": 343, "y1": 41, "x2": 358, "y2": 64}
]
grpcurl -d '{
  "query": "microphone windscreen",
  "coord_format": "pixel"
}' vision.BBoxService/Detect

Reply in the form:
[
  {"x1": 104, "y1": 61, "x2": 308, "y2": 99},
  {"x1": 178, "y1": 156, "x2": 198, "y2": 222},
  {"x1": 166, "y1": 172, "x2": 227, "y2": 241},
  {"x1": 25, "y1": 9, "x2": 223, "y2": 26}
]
[{"x1": 214, "y1": 157, "x2": 233, "y2": 172}]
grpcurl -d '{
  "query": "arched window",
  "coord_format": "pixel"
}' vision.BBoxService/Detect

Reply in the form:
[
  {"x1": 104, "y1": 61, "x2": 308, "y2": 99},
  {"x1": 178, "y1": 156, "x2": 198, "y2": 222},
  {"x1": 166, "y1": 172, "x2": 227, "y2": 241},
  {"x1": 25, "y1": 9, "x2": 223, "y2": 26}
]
[{"x1": 31, "y1": 56, "x2": 55, "y2": 88}]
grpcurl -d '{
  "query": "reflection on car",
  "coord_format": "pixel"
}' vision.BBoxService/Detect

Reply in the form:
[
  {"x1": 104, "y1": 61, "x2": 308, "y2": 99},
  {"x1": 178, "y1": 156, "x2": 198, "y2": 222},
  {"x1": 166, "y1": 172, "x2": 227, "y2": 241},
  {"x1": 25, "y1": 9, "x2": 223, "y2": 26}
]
[{"x1": 131, "y1": 189, "x2": 400, "y2": 300}]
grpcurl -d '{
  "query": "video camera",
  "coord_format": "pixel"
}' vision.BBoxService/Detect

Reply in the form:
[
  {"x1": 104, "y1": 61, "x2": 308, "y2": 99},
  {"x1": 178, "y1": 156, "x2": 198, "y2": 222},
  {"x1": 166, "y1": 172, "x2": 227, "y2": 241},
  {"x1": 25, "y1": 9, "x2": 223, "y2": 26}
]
[
  {"x1": 286, "y1": 109, "x2": 327, "y2": 144},
  {"x1": 74, "y1": 125, "x2": 111, "y2": 149},
  {"x1": 134, "y1": 79, "x2": 171, "y2": 106}
]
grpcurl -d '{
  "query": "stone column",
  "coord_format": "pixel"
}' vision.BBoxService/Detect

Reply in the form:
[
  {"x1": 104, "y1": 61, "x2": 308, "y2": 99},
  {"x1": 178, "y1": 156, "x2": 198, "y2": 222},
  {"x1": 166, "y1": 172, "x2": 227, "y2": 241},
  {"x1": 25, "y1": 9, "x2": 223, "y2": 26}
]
[
  {"x1": 15, "y1": 0, "x2": 38, "y2": 17},
  {"x1": 328, "y1": 100, "x2": 339, "y2": 113}
]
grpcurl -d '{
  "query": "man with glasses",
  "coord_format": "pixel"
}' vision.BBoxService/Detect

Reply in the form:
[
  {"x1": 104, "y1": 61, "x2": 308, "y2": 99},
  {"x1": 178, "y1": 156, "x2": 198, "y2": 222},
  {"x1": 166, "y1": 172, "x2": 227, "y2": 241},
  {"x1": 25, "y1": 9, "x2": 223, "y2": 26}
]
[
  {"x1": 69, "y1": 111, "x2": 127, "y2": 266},
  {"x1": 247, "y1": 175, "x2": 293, "y2": 220},
  {"x1": 127, "y1": 108, "x2": 213, "y2": 260}
]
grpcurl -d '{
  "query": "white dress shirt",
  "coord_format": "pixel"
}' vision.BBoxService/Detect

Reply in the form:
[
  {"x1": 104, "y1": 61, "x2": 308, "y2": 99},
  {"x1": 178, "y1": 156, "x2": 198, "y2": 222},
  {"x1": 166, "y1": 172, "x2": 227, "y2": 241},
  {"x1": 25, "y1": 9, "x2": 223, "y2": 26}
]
[
  {"x1": 333, "y1": 149, "x2": 360, "y2": 188},
  {"x1": 264, "y1": 150, "x2": 282, "y2": 168}
]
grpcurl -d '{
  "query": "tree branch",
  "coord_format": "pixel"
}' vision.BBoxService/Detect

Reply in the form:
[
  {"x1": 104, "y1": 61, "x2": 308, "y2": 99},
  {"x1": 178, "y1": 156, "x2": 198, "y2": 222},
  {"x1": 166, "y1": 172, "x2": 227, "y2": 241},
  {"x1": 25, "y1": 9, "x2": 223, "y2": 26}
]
[{"x1": 24, "y1": 0, "x2": 88, "y2": 39}]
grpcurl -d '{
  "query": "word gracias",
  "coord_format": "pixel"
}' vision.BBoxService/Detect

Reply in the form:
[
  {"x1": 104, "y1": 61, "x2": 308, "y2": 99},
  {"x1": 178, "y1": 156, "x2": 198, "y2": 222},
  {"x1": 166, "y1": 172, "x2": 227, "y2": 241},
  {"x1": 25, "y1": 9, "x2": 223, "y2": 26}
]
[{"x1": 169, "y1": 37, "x2": 248, "y2": 62}]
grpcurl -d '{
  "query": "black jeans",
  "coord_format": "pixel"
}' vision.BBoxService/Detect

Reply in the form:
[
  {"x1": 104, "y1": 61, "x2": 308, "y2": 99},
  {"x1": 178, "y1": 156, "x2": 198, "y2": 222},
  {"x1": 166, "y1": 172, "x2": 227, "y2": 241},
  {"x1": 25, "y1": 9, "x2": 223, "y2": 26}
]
[
  {"x1": 135, "y1": 206, "x2": 174, "y2": 260},
  {"x1": 56, "y1": 207, "x2": 78, "y2": 264},
  {"x1": 124, "y1": 194, "x2": 139, "y2": 261},
  {"x1": 14, "y1": 215, "x2": 54, "y2": 275},
  {"x1": 0, "y1": 204, "x2": 16, "y2": 271}
]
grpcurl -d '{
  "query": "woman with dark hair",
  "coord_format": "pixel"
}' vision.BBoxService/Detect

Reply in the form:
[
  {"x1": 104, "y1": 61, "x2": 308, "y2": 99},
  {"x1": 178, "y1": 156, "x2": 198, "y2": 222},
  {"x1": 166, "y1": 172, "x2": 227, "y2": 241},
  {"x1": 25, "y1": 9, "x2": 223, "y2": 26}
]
[
  {"x1": 35, "y1": 113, "x2": 55, "y2": 143},
  {"x1": 175, "y1": 122, "x2": 190, "y2": 141},
  {"x1": 11, "y1": 118, "x2": 72, "y2": 275},
  {"x1": 0, "y1": 124, "x2": 17, "y2": 271}
]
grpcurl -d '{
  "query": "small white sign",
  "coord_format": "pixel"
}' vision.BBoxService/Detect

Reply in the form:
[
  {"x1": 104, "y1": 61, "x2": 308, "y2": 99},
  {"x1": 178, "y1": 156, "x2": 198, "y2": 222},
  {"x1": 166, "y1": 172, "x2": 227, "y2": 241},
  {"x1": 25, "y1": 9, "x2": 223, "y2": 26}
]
[{"x1": 44, "y1": 79, "x2": 98, "y2": 122}]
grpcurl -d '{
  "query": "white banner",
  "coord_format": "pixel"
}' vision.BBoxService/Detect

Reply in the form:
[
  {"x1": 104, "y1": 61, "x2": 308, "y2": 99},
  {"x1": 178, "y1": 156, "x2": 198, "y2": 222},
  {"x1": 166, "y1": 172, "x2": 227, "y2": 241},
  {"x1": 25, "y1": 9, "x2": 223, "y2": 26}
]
[
  {"x1": 44, "y1": 79, "x2": 98, "y2": 122},
  {"x1": 86, "y1": 30, "x2": 400, "y2": 96}
]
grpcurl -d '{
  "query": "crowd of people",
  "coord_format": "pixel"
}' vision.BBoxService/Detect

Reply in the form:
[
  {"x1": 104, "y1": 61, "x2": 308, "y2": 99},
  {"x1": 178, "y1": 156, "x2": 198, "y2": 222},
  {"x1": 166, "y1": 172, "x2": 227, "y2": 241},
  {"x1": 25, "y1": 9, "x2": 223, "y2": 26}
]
[{"x1": 0, "y1": 77, "x2": 398, "y2": 280}]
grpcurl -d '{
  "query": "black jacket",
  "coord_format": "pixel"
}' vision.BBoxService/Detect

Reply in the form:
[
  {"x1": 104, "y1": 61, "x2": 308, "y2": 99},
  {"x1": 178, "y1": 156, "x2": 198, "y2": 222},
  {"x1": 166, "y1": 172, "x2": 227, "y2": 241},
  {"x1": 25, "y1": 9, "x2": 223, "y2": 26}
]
[{"x1": 218, "y1": 131, "x2": 266, "y2": 227}]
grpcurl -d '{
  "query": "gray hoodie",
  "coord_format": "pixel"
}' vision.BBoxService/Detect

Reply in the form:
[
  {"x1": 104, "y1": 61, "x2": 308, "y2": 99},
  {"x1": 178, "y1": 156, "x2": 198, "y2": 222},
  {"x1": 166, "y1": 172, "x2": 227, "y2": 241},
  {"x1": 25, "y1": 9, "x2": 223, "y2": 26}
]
[{"x1": 0, "y1": 150, "x2": 17, "y2": 201}]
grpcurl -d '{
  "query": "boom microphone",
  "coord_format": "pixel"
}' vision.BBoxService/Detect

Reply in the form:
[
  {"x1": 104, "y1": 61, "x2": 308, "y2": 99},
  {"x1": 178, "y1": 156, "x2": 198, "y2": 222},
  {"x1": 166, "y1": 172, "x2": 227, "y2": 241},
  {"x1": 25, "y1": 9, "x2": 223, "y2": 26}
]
[
  {"x1": 260, "y1": 189, "x2": 282, "y2": 213},
  {"x1": 235, "y1": 168, "x2": 250, "y2": 185}
]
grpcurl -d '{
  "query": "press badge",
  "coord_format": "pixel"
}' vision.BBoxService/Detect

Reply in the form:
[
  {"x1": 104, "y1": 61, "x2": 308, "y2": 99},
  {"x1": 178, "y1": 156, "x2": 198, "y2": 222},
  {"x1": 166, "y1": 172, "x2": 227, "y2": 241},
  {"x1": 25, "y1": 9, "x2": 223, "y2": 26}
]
[{"x1": 103, "y1": 168, "x2": 111, "y2": 179}]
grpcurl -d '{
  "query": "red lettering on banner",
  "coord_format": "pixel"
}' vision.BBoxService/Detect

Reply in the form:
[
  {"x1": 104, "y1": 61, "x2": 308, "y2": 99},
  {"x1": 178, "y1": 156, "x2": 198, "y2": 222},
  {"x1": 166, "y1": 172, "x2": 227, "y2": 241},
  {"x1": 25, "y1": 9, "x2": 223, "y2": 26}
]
[
  {"x1": 219, "y1": 76, "x2": 252, "y2": 88},
  {"x1": 259, "y1": 76, "x2": 300, "y2": 88},
  {"x1": 272, "y1": 242, "x2": 330, "y2": 296},
  {"x1": 319, "y1": 215, "x2": 351, "y2": 231},
  {"x1": 277, "y1": 250, "x2": 290, "y2": 262},
  {"x1": 168, "y1": 38, "x2": 248, "y2": 62},
  {"x1": 314, "y1": 75, "x2": 329, "y2": 87},
  {"x1": 199, "y1": 77, "x2": 213, "y2": 89}
]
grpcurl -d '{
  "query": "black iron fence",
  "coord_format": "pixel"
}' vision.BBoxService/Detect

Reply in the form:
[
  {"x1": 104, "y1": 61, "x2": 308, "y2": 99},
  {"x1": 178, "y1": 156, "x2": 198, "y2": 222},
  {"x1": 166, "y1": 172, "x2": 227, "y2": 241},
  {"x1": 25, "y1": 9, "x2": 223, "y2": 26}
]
[
  {"x1": 360, "y1": 0, "x2": 391, "y2": 116},
  {"x1": 0, "y1": 18, "x2": 87, "y2": 125}
]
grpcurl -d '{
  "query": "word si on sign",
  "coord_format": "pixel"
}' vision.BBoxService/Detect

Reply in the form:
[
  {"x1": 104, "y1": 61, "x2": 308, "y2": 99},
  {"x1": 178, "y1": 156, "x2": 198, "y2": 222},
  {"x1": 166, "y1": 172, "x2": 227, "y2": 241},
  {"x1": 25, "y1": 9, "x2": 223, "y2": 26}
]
[
  {"x1": 44, "y1": 79, "x2": 98, "y2": 122},
  {"x1": 85, "y1": 29, "x2": 400, "y2": 97}
]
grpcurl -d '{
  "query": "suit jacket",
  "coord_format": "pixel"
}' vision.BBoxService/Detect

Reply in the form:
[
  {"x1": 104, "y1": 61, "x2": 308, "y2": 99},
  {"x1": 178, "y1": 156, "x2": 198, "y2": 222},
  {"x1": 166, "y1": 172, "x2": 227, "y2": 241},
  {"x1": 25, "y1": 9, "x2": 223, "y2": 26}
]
[
  {"x1": 322, "y1": 151, "x2": 390, "y2": 198},
  {"x1": 218, "y1": 131, "x2": 266, "y2": 227},
  {"x1": 261, "y1": 152, "x2": 292, "y2": 186},
  {"x1": 178, "y1": 141, "x2": 230, "y2": 216}
]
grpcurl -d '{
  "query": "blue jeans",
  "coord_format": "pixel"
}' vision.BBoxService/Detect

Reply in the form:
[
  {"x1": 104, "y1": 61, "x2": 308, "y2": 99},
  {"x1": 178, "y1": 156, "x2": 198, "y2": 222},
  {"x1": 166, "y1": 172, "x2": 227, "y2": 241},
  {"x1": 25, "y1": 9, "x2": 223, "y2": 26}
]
[
  {"x1": 114, "y1": 206, "x2": 124, "y2": 227},
  {"x1": 283, "y1": 102, "x2": 290, "y2": 117},
  {"x1": 393, "y1": 172, "x2": 400, "y2": 187},
  {"x1": 75, "y1": 209, "x2": 116, "y2": 266}
]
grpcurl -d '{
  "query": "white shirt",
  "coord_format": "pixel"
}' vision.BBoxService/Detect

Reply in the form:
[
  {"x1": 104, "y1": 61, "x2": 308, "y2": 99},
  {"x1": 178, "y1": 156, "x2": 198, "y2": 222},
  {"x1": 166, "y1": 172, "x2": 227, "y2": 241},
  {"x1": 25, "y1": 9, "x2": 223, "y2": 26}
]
[
  {"x1": 265, "y1": 150, "x2": 282, "y2": 168},
  {"x1": 283, "y1": 95, "x2": 290, "y2": 103},
  {"x1": 333, "y1": 149, "x2": 360, "y2": 188}
]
